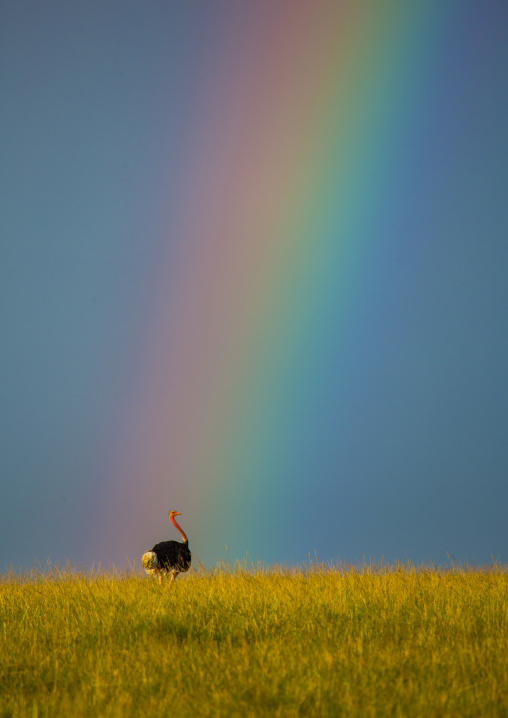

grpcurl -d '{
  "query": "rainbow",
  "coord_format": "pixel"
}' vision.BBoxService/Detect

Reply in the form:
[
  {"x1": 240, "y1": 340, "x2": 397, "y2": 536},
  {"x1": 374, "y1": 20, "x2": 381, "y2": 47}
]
[{"x1": 101, "y1": 0, "x2": 448, "y2": 567}]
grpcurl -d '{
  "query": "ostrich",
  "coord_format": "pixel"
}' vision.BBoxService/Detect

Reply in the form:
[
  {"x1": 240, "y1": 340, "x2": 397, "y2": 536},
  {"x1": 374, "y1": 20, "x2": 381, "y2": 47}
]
[{"x1": 142, "y1": 510, "x2": 191, "y2": 585}]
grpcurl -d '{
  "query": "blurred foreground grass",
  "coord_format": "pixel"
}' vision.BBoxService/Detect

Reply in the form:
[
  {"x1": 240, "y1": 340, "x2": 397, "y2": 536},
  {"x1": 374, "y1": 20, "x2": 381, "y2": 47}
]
[{"x1": 1, "y1": 560, "x2": 508, "y2": 717}]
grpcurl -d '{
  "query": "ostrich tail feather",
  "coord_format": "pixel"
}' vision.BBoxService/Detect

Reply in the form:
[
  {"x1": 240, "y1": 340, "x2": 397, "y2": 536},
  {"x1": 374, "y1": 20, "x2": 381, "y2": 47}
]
[{"x1": 142, "y1": 550, "x2": 158, "y2": 570}]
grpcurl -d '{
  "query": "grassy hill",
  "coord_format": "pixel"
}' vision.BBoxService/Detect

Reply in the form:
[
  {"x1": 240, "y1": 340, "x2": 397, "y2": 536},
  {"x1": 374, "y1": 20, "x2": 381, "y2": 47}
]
[{"x1": 1, "y1": 561, "x2": 507, "y2": 716}]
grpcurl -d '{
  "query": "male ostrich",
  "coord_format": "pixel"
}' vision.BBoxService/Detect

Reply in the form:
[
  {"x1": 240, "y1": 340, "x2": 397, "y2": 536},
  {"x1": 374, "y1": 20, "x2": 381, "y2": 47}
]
[{"x1": 142, "y1": 510, "x2": 191, "y2": 585}]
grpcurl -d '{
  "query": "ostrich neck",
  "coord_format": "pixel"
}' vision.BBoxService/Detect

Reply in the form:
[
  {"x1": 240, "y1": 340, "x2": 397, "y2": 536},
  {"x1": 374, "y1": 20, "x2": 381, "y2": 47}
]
[{"x1": 170, "y1": 515, "x2": 188, "y2": 543}]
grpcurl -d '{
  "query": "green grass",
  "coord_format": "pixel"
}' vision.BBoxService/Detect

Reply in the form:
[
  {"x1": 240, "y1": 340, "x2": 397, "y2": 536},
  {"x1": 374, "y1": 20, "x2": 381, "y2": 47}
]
[{"x1": 1, "y1": 561, "x2": 508, "y2": 717}]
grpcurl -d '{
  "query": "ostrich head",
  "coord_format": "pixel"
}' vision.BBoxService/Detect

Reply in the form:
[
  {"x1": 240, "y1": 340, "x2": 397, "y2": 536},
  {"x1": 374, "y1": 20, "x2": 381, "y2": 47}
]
[{"x1": 168, "y1": 510, "x2": 188, "y2": 543}]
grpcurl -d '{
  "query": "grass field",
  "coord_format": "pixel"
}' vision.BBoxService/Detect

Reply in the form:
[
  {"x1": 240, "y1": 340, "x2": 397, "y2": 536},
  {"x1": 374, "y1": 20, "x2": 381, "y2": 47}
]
[{"x1": 1, "y1": 560, "x2": 507, "y2": 717}]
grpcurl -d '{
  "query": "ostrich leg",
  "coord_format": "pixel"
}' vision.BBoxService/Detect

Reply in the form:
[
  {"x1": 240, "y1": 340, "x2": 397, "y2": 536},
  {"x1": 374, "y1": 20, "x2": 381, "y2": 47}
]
[{"x1": 168, "y1": 572, "x2": 177, "y2": 588}]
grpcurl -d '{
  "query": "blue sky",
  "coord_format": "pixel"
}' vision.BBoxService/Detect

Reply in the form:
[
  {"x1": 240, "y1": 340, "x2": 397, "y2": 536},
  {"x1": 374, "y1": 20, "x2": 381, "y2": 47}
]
[{"x1": 1, "y1": 1, "x2": 508, "y2": 571}]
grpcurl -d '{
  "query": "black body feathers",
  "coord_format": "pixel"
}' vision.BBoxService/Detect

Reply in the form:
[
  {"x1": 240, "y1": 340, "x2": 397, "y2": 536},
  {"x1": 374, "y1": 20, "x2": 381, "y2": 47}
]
[{"x1": 151, "y1": 540, "x2": 191, "y2": 573}]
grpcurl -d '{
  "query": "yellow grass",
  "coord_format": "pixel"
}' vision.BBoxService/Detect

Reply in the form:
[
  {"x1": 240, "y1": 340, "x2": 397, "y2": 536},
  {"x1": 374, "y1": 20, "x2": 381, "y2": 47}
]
[{"x1": 1, "y1": 561, "x2": 508, "y2": 716}]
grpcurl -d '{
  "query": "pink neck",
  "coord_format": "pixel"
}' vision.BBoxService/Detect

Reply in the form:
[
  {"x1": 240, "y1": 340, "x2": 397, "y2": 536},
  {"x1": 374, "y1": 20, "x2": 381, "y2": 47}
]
[{"x1": 170, "y1": 515, "x2": 188, "y2": 543}]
